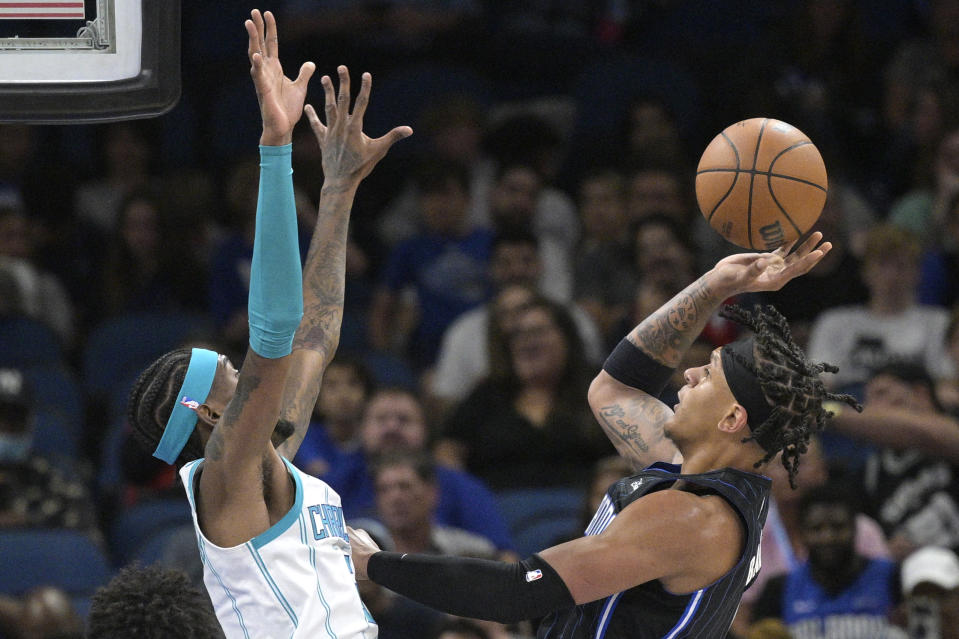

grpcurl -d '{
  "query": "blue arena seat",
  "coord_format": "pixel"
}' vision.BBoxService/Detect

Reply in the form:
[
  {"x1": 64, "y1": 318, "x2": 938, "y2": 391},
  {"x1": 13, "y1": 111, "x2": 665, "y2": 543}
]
[
  {"x1": 496, "y1": 488, "x2": 584, "y2": 557},
  {"x1": 109, "y1": 498, "x2": 194, "y2": 567},
  {"x1": 0, "y1": 529, "x2": 111, "y2": 596},
  {"x1": 25, "y1": 363, "x2": 85, "y2": 460},
  {"x1": 82, "y1": 311, "x2": 214, "y2": 409},
  {"x1": 0, "y1": 315, "x2": 63, "y2": 367},
  {"x1": 131, "y1": 524, "x2": 195, "y2": 567}
]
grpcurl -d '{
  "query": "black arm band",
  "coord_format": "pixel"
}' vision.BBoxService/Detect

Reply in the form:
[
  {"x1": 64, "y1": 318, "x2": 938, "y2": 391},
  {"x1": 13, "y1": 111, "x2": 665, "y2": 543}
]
[
  {"x1": 367, "y1": 552, "x2": 575, "y2": 623},
  {"x1": 603, "y1": 337, "x2": 675, "y2": 397}
]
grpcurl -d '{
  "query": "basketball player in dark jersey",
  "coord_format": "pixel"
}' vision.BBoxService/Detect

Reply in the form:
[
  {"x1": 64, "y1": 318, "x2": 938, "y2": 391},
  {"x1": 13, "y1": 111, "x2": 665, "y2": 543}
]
[{"x1": 349, "y1": 232, "x2": 861, "y2": 638}]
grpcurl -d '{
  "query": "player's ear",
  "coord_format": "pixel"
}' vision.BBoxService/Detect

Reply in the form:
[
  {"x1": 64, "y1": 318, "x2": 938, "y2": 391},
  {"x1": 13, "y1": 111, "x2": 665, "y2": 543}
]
[
  {"x1": 195, "y1": 404, "x2": 220, "y2": 428},
  {"x1": 718, "y1": 403, "x2": 749, "y2": 435}
]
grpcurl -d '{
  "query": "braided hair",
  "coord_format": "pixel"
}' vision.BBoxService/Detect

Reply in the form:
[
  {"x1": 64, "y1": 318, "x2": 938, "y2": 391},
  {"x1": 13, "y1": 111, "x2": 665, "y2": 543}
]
[
  {"x1": 719, "y1": 304, "x2": 861, "y2": 488},
  {"x1": 126, "y1": 348, "x2": 207, "y2": 467}
]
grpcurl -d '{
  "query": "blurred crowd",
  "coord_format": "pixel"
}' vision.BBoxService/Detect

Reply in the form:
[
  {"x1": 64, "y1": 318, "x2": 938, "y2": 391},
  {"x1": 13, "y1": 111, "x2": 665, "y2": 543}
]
[{"x1": 2, "y1": 0, "x2": 959, "y2": 637}]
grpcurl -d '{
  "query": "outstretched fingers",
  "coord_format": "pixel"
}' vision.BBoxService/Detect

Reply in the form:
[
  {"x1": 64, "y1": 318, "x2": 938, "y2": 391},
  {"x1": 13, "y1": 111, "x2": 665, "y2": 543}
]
[
  {"x1": 321, "y1": 74, "x2": 337, "y2": 129},
  {"x1": 349, "y1": 72, "x2": 372, "y2": 130},
  {"x1": 263, "y1": 10, "x2": 279, "y2": 59},
  {"x1": 334, "y1": 66, "x2": 351, "y2": 130},
  {"x1": 373, "y1": 126, "x2": 414, "y2": 155},
  {"x1": 293, "y1": 61, "x2": 316, "y2": 90},
  {"x1": 245, "y1": 18, "x2": 260, "y2": 64},
  {"x1": 249, "y1": 10, "x2": 265, "y2": 55},
  {"x1": 792, "y1": 231, "x2": 825, "y2": 259},
  {"x1": 304, "y1": 104, "x2": 326, "y2": 139}
]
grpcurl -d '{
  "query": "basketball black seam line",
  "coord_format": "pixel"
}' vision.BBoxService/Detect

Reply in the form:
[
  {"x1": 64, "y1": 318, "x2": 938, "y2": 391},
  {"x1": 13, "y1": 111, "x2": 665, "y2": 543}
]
[
  {"x1": 766, "y1": 140, "x2": 818, "y2": 238},
  {"x1": 747, "y1": 119, "x2": 769, "y2": 250},
  {"x1": 707, "y1": 132, "x2": 742, "y2": 223},
  {"x1": 695, "y1": 168, "x2": 827, "y2": 193}
]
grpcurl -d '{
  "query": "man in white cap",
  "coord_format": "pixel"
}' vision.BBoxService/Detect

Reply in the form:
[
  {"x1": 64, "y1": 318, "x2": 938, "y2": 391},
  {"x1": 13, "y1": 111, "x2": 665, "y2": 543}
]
[{"x1": 901, "y1": 546, "x2": 959, "y2": 639}]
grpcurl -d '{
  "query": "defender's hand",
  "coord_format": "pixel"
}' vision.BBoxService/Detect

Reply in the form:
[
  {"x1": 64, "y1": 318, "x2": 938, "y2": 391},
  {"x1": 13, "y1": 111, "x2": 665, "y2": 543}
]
[
  {"x1": 348, "y1": 526, "x2": 382, "y2": 580},
  {"x1": 245, "y1": 9, "x2": 315, "y2": 146},
  {"x1": 304, "y1": 66, "x2": 412, "y2": 187},
  {"x1": 708, "y1": 231, "x2": 832, "y2": 296}
]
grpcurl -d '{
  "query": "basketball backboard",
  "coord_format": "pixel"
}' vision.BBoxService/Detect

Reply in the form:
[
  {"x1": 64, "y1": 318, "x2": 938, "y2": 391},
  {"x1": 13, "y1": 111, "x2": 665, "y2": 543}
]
[{"x1": 0, "y1": 0, "x2": 180, "y2": 123}]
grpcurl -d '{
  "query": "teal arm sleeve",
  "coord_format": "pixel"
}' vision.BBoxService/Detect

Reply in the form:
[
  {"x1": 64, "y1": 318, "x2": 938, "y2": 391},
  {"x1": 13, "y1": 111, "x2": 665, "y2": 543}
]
[{"x1": 248, "y1": 144, "x2": 303, "y2": 358}]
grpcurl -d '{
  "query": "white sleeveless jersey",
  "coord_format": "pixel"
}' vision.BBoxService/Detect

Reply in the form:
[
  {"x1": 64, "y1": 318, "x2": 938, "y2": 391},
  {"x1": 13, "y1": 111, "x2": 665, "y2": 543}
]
[{"x1": 180, "y1": 458, "x2": 378, "y2": 639}]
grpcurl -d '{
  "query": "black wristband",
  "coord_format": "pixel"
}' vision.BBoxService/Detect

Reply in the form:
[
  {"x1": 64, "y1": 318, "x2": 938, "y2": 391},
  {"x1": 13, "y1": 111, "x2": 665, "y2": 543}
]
[
  {"x1": 367, "y1": 552, "x2": 574, "y2": 623},
  {"x1": 603, "y1": 337, "x2": 675, "y2": 397}
]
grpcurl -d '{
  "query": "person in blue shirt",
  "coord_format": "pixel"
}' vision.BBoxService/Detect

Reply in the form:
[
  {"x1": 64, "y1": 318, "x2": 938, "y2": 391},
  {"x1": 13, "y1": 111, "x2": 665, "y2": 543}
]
[
  {"x1": 292, "y1": 355, "x2": 375, "y2": 477},
  {"x1": 752, "y1": 483, "x2": 902, "y2": 639},
  {"x1": 368, "y1": 159, "x2": 493, "y2": 369},
  {"x1": 324, "y1": 386, "x2": 515, "y2": 554}
]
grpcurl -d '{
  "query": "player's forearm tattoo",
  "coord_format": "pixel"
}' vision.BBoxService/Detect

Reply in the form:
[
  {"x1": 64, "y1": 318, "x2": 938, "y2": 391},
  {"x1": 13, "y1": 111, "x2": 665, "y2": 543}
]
[
  {"x1": 279, "y1": 190, "x2": 353, "y2": 441},
  {"x1": 597, "y1": 397, "x2": 671, "y2": 467},
  {"x1": 598, "y1": 404, "x2": 649, "y2": 453},
  {"x1": 208, "y1": 370, "x2": 263, "y2": 461},
  {"x1": 628, "y1": 278, "x2": 720, "y2": 367}
]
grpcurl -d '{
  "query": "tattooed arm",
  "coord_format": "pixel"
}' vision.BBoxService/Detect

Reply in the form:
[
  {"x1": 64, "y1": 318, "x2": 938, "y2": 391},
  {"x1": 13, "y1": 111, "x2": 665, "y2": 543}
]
[
  {"x1": 588, "y1": 277, "x2": 728, "y2": 469},
  {"x1": 275, "y1": 66, "x2": 411, "y2": 460},
  {"x1": 588, "y1": 233, "x2": 832, "y2": 470}
]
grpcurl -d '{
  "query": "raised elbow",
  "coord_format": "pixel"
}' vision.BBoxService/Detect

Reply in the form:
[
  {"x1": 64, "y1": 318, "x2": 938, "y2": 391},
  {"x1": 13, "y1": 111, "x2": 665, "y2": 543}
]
[{"x1": 588, "y1": 370, "x2": 612, "y2": 411}]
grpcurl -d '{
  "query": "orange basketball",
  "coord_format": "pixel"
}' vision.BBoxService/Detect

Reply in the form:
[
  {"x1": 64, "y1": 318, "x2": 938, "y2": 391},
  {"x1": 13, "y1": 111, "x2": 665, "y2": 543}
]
[{"x1": 695, "y1": 118, "x2": 827, "y2": 250}]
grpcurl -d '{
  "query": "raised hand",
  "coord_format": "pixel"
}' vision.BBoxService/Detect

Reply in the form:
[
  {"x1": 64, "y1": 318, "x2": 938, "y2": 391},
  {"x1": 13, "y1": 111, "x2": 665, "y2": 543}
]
[
  {"x1": 303, "y1": 66, "x2": 412, "y2": 186},
  {"x1": 709, "y1": 231, "x2": 833, "y2": 295},
  {"x1": 245, "y1": 9, "x2": 315, "y2": 146}
]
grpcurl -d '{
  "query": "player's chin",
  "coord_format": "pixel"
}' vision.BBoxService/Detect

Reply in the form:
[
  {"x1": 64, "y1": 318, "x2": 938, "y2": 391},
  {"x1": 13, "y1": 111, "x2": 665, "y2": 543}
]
[{"x1": 662, "y1": 416, "x2": 677, "y2": 441}]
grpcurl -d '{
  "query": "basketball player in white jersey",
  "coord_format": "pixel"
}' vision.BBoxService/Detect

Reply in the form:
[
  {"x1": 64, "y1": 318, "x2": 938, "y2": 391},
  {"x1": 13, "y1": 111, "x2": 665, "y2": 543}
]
[{"x1": 125, "y1": 10, "x2": 410, "y2": 637}]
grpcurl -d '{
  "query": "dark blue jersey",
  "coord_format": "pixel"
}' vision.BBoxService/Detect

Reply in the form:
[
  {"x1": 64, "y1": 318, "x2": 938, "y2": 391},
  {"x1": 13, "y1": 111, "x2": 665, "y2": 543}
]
[{"x1": 537, "y1": 462, "x2": 771, "y2": 639}]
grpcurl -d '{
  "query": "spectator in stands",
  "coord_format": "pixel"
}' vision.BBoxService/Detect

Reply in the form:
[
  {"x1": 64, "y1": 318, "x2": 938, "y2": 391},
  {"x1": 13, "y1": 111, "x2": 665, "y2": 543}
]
[
  {"x1": 368, "y1": 159, "x2": 493, "y2": 370},
  {"x1": 439, "y1": 298, "x2": 612, "y2": 491},
  {"x1": 880, "y1": 0, "x2": 959, "y2": 204},
  {"x1": 208, "y1": 155, "x2": 317, "y2": 356},
  {"x1": 0, "y1": 206, "x2": 74, "y2": 347},
  {"x1": 751, "y1": 484, "x2": 901, "y2": 638},
  {"x1": 75, "y1": 122, "x2": 158, "y2": 233},
  {"x1": 808, "y1": 224, "x2": 954, "y2": 394},
  {"x1": 0, "y1": 586, "x2": 82, "y2": 639},
  {"x1": 899, "y1": 546, "x2": 959, "y2": 639},
  {"x1": 732, "y1": 435, "x2": 890, "y2": 636},
  {"x1": 628, "y1": 215, "x2": 743, "y2": 358},
  {"x1": 565, "y1": 455, "x2": 634, "y2": 540},
  {"x1": 829, "y1": 363, "x2": 959, "y2": 559},
  {"x1": 360, "y1": 451, "x2": 499, "y2": 559},
  {"x1": 891, "y1": 126, "x2": 959, "y2": 246},
  {"x1": 618, "y1": 95, "x2": 690, "y2": 171},
  {"x1": 377, "y1": 95, "x2": 491, "y2": 249},
  {"x1": 937, "y1": 307, "x2": 959, "y2": 417},
  {"x1": 572, "y1": 168, "x2": 636, "y2": 341},
  {"x1": 96, "y1": 188, "x2": 206, "y2": 320},
  {"x1": 624, "y1": 162, "x2": 689, "y2": 226},
  {"x1": 323, "y1": 387, "x2": 514, "y2": 553},
  {"x1": 485, "y1": 161, "x2": 578, "y2": 304},
  {"x1": 633, "y1": 213, "x2": 697, "y2": 294},
  {"x1": 430, "y1": 229, "x2": 602, "y2": 411},
  {"x1": 763, "y1": 185, "x2": 870, "y2": 349},
  {"x1": 0, "y1": 367, "x2": 97, "y2": 535},
  {"x1": 293, "y1": 355, "x2": 375, "y2": 478},
  {"x1": 918, "y1": 190, "x2": 959, "y2": 309}
]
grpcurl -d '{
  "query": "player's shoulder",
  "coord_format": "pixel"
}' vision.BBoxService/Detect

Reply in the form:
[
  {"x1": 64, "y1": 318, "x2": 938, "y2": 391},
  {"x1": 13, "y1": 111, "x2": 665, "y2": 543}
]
[{"x1": 623, "y1": 489, "x2": 741, "y2": 533}]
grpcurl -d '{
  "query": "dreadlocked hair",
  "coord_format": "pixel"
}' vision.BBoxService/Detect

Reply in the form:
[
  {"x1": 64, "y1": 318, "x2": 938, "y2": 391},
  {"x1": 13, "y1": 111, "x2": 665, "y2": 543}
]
[
  {"x1": 719, "y1": 304, "x2": 861, "y2": 488},
  {"x1": 126, "y1": 348, "x2": 207, "y2": 467}
]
